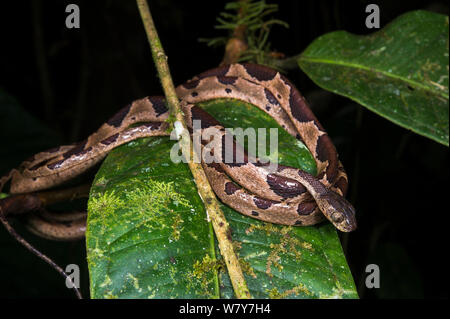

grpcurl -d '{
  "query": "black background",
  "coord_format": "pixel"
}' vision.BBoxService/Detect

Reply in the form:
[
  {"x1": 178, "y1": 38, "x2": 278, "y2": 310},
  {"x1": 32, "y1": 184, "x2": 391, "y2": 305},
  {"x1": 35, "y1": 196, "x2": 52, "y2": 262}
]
[{"x1": 0, "y1": 0, "x2": 448, "y2": 299}]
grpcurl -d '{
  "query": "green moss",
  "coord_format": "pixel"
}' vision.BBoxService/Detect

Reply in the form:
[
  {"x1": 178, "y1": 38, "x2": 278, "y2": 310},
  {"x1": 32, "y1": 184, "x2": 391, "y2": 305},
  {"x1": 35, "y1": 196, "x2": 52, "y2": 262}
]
[
  {"x1": 267, "y1": 283, "x2": 312, "y2": 299},
  {"x1": 239, "y1": 259, "x2": 257, "y2": 279},
  {"x1": 189, "y1": 254, "x2": 222, "y2": 298},
  {"x1": 127, "y1": 274, "x2": 141, "y2": 291},
  {"x1": 103, "y1": 288, "x2": 119, "y2": 299},
  {"x1": 245, "y1": 223, "x2": 312, "y2": 278},
  {"x1": 88, "y1": 190, "x2": 124, "y2": 229},
  {"x1": 171, "y1": 213, "x2": 184, "y2": 241},
  {"x1": 125, "y1": 178, "x2": 191, "y2": 214},
  {"x1": 121, "y1": 178, "x2": 191, "y2": 232}
]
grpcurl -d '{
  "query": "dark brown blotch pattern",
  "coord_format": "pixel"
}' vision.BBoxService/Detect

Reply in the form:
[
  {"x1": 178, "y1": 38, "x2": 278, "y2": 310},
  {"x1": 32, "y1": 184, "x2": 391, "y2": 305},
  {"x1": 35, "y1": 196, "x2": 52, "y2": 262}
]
[
  {"x1": 264, "y1": 88, "x2": 280, "y2": 106},
  {"x1": 182, "y1": 79, "x2": 199, "y2": 89},
  {"x1": 267, "y1": 174, "x2": 306, "y2": 198},
  {"x1": 100, "y1": 133, "x2": 119, "y2": 145},
  {"x1": 221, "y1": 135, "x2": 247, "y2": 168},
  {"x1": 217, "y1": 76, "x2": 237, "y2": 85},
  {"x1": 148, "y1": 97, "x2": 168, "y2": 117},
  {"x1": 62, "y1": 141, "x2": 87, "y2": 159},
  {"x1": 207, "y1": 162, "x2": 225, "y2": 173},
  {"x1": 191, "y1": 107, "x2": 220, "y2": 128},
  {"x1": 196, "y1": 65, "x2": 230, "y2": 79},
  {"x1": 47, "y1": 159, "x2": 65, "y2": 170},
  {"x1": 335, "y1": 176, "x2": 348, "y2": 196},
  {"x1": 243, "y1": 63, "x2": 276, "y2": 81},
  {"x1": 297, "y1": 201, "x2": 316, "y2": 215},
  {"x1": 315, "y1": 134, "x2": 331, "y2": 163},
  {"x1": 253, "y1": 196, "x2": 277, "y2": 210},
  {"x1": 107, "y1": 104, "x2": 132, "y2": 128},
  {"x1": 143, "y1": 122, "x2": 162, "y2": 130},
  {"x1": 224, "y1": 182, "x2": 239, "y2": 195}
]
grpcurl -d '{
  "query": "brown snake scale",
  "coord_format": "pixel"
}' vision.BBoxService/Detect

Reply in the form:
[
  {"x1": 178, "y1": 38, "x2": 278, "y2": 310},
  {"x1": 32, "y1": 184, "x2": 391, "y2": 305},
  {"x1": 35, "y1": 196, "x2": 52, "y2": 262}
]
[{"x1": 0, "y1": 63, "x2": 356, "y2": 239}]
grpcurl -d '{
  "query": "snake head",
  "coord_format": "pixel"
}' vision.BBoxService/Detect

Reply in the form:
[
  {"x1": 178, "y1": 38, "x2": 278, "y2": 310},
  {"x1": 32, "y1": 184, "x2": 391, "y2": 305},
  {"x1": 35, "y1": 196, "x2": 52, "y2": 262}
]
[{"x1": 317, "y1": 190, "x2": 357, "y2": 232}]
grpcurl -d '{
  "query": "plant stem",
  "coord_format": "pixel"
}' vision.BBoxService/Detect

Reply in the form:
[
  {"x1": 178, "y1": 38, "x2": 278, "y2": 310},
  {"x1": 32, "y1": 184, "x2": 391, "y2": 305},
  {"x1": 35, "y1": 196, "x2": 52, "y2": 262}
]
[
  {"x1": 0, "y1": 208, "x2": 83, "y2": 299},
  {"x1": 221, "y1": 0, "x2": 249, "y2": 65},
  {"x1": 136, "y1": 0, "x2": 251, "y2": 299}
]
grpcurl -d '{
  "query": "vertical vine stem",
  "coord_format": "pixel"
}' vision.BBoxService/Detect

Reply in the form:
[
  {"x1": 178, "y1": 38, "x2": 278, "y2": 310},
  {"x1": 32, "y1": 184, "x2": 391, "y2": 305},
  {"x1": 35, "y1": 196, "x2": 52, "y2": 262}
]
[
  {"x1": 136, "y1": 0, "x2": 251, "y2": 299},
  {"x1": 220, "y1": 0, "x2": 249, "y2": 65}
]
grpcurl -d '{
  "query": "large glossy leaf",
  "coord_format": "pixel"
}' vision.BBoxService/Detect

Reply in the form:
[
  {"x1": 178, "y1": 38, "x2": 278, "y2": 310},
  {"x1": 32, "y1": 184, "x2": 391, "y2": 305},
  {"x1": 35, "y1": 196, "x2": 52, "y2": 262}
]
[
  {"x1": 86, "y1": 99, "x2": 358, "y2": 299},
  {"x1": 298, "y1": 10, "x2": 449, "y2": 146}
]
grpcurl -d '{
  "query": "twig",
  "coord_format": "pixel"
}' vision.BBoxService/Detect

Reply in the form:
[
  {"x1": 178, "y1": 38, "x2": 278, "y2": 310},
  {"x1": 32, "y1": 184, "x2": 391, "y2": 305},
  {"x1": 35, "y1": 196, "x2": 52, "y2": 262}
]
[
  {"x1": 211, "y1": 0, "x2": 288, "y2": 66},
  {"x1": 221, "y1": 0, "x2": 249, "y2": 65},
  {"x1": 0, "y1": 207, "x2": 83, "y2": 299},
  {"x1": 0, "y1": 182, "x2": 89, "y2": 298},
  {"x1": 136, "y1": 0, "x2": 251, "y2": 299}
]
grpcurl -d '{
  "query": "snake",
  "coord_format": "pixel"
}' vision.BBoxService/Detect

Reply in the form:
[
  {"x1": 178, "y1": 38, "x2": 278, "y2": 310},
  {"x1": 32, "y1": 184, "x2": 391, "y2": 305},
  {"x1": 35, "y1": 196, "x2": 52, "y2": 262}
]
[{"x1": 0, "y1": 63, "x2": 356, "y2": 240}]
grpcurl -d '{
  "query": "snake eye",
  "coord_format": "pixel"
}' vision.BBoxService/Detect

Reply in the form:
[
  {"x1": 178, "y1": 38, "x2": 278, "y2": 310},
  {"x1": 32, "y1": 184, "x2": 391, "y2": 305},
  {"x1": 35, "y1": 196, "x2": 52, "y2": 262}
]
[{"x1": 331, "y1": 212, "x2": 344, "y2": 223}]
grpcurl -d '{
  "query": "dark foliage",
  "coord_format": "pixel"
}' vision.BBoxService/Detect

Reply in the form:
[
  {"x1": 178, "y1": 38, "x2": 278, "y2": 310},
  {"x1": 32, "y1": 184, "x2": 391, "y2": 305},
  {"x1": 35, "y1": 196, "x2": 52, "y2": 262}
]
[{"x1": 0, "y1": 0, "x2": 448, "y2": 298}]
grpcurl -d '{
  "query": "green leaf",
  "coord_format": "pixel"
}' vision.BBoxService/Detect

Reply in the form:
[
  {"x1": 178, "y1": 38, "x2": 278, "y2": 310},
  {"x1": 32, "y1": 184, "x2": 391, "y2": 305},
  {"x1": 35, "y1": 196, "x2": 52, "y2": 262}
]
[
  {"x1": 87, "y1": 99, "x2": 358, "y2": 299},
  {"x1": 87, "y1": 138, "x2": 218, "y2": 299},
  {"x1": 298, "y1": 10, "x2": 449, "y2": 146}
]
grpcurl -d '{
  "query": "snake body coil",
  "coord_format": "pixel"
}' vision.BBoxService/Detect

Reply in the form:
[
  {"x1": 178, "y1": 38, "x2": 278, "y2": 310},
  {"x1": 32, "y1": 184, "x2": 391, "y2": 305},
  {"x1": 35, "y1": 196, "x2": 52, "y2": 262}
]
[{"x1": 0, "y1": 63, "x2": 356, "y2": 238}]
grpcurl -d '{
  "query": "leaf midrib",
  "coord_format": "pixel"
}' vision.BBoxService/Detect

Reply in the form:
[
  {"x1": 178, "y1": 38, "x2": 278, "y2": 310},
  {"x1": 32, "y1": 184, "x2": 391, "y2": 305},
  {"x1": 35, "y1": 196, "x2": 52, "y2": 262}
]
[{"x1": 300, "y1": 56, "x2": 450, "y2": 100}]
